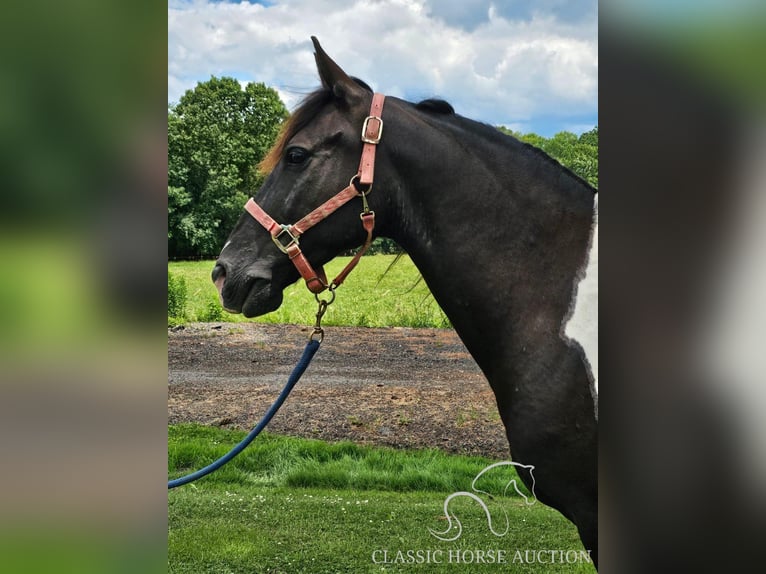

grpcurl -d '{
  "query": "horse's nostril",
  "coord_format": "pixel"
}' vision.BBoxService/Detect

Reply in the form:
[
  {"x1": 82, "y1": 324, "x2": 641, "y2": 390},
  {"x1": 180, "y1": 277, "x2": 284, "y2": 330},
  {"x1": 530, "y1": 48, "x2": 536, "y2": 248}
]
[
  {"x1": 211, "y1": 263, "x2": 226, "y2": 283},
  {"x1": 212, "y1": 263, "x2": 227, "y2": 303},
  {"x1": 212, "y1": 264, "x2": 227, "y2": 307}
]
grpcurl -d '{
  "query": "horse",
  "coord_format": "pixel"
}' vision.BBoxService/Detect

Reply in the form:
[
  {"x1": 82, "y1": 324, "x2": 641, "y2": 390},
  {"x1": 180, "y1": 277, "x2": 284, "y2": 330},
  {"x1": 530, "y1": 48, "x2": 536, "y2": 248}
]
[{"x1": 212, "y1": 37, "x2": 598, "y2": 566}]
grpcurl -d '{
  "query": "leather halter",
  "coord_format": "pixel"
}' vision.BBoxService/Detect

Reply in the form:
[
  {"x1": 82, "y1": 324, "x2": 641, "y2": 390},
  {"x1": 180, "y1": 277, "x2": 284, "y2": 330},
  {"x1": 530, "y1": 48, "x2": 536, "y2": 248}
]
[{"x1": 244, "y1": 93, "x2": 385, "y2": 294}]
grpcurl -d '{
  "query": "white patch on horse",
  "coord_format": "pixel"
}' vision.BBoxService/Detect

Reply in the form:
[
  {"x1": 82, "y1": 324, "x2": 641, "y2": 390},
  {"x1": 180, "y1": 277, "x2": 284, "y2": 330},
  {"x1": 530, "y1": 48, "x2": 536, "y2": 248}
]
[
  {"x1": 220, "y1": 240, "x2": 232, "y2": 253},
  {"x1": 562, "y1": 198, "x2": 598, "y2": 419}
]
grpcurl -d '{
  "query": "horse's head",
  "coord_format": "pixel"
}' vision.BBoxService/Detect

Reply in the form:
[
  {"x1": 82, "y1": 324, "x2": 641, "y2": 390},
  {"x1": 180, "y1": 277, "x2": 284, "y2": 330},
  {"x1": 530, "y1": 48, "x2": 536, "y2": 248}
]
[{"x1": 212, "y1": 38, "x2": 389, "y2": 317}]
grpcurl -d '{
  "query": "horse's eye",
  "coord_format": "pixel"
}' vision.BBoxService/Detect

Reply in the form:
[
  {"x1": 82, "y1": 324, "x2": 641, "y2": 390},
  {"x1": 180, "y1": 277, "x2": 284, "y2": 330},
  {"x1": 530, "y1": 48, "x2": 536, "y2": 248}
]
[{"x1": 285, "y1": 147, "x2": 309, "y2": 166}]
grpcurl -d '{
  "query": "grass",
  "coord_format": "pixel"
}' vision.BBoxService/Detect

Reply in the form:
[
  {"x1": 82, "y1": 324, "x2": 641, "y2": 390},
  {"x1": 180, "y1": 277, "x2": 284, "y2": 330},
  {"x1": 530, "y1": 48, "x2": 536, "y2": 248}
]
[
  {"x1": 168, "y1": 425, "x2": 596, "y2": 573},
  {"x1": 168, "y1": 255, "x2": 450, "y2": 328}
]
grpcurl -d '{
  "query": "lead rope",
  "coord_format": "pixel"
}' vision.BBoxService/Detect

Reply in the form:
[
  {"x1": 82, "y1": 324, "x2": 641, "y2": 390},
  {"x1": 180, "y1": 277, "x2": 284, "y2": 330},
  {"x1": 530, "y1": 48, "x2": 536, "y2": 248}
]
[{"x1": 168, "y1": 296, "x2": 333, "y2": 489}]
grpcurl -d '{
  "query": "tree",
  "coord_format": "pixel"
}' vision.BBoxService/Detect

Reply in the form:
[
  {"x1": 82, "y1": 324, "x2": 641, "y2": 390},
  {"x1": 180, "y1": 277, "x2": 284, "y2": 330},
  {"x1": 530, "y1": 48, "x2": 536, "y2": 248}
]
[
  {"x1": 579, "y1": 125, "x2": 598, "y2": 148},
  {"x1": 572, "y1": 127, "x2": 598, "y2": 188},
  {"x1": 168, "y1": 77, "x2": 288, "y2": 258},
  {"x1": 496, "y1": 125, "x2": 599, "y2": 188}
]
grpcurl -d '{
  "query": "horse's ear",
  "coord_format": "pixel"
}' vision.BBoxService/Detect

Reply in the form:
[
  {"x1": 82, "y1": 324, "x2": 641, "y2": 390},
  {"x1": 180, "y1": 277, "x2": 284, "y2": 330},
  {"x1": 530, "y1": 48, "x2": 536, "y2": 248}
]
[{"x1": 311, "y1": 36, "x2": 364, "y2": 105}]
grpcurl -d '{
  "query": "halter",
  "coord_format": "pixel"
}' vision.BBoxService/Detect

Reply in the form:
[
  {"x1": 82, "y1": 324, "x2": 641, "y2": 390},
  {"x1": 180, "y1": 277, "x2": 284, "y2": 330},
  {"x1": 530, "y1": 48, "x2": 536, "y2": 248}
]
[{"x1": 244, "y1": 93, "x2": 385, "y2": 294}]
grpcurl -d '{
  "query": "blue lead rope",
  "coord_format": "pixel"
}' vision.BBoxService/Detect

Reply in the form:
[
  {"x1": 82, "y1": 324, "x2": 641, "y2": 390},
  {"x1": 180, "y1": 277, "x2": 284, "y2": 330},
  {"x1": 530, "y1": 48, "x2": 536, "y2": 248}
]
[{"x1": 168, "y1": 338, "x2": 321, "y2": 489}]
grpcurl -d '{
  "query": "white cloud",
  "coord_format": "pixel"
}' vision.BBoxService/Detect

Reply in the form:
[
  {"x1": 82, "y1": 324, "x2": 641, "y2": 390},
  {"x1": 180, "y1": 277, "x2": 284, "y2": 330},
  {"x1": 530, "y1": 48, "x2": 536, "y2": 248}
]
[{"x1": 168, "y1": 0, "x2": 597, "y2": 132}]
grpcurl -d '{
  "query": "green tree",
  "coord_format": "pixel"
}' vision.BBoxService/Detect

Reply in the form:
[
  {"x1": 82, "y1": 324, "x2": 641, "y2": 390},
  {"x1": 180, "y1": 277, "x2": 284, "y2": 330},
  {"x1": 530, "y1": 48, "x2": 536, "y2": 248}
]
[
  {"x1": 579, "y1": 125, "x2": 598, "y2": 147},
  {"x1": 496, "y1": 125, "x2": 598, "y2": 188},
  {"x1": 168, "y1": 77, "x2": 288, "y2": 258},
  {"x1": 543, "y1": 131, "x2": 580, "y2": 166},
  {"x1": 572, "y1": 126, "x2": 598, "y2": 188}
]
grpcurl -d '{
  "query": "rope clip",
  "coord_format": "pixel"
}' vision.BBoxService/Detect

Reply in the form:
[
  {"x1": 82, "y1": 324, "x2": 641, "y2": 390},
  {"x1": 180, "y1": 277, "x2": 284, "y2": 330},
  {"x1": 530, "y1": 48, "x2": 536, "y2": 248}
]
[{"x1": 310, "y1": 287, "x2": 336, "y2": 342}]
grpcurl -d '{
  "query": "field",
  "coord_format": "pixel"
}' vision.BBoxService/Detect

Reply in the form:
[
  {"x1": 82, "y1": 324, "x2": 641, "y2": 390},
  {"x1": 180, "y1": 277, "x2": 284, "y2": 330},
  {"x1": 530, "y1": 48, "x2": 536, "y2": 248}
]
[
  {"x1": 168, "y1": 255, "x2": 595, "y2": 572},
  {"x1": 168, "y1": 425, "x2": 595, "y2": 573},
  {"x1": 168, "y1": 255, "x2": 450, "y2": 328}
]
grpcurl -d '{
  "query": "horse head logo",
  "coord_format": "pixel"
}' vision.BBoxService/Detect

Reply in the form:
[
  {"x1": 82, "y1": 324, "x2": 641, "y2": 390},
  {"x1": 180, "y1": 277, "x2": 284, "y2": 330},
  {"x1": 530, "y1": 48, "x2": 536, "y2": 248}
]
[{"x1": 429, "y1": 461, "x2": 537, "y2": 542}]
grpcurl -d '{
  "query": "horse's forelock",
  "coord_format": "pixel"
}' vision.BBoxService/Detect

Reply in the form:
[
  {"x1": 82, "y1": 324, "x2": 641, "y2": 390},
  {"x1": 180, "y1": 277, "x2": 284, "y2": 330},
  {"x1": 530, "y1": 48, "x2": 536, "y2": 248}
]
[
  {"x1": 258, "y1": 88, "x2": 334, "y2": 175},
  {"x1": 258, "y1": 78, "x2": 372, "y2": 176},
  {"x1": 258, "y1": 89, "x2": 333, "y2": 175}
]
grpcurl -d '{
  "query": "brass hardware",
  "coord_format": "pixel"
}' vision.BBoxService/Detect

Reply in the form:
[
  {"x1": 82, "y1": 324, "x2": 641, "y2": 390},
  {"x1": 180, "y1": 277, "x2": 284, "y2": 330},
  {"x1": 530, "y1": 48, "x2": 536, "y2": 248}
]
[
  {"x1": 314, "y1": 287, "x2": 336, "y2": 306},
  {"x1": 361, "y1": 115, "x2": 383, "y2": 144},
  {"x1": 272, "y1": 225, "x2": 299, "y2": 254},
  {"x1": 360, "y1": 192, "x2": 372, "y2": 215},
  {"x1": 309, "y1": 328, "x2": 324, "y2": 343},
  {"x1": 310, "y1": 287, "x2": 336, "y2": 341},
  {"x1": 349, "y1": 174, "x2": 373, "y2": 196}
]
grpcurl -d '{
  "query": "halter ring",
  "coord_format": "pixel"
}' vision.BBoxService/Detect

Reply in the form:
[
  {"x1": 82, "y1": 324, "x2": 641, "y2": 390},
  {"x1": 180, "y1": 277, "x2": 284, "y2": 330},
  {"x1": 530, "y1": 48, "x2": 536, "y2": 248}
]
[{"x1": 350, "y1": 174, "x2": 373, "y2": 195}]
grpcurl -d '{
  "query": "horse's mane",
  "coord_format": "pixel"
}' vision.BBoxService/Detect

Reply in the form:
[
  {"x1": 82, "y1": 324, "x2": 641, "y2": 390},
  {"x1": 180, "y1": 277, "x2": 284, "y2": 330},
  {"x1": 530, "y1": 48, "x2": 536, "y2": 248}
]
[
  {"x1": 411, "y1": 95, "x2": 596, "y2": 195},
  {"x1": 509, "y1": 132, "x2": 597, "y2": 193},
  {"x1": 260, "y1": 80, "x2": 596, "y2": 195},
  {"x1": 419, "y1": 108, "x2": 597, "y2": 194},
  {"x1": 416, "y1": 98, "x2": 455, "y2": 115}
]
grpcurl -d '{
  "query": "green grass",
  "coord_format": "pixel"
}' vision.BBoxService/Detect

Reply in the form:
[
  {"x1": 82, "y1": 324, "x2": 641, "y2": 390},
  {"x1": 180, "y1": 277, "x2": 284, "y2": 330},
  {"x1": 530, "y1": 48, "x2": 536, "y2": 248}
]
[
  {"x1": 170, "y1": 425, "x2": 521, "y2": 493},
  {"x1": 168, "y1": 425, "x2": 595, "y2": 573},
  {"x1": 168, "y1": 255, "x2": 450, "y2": 328}
]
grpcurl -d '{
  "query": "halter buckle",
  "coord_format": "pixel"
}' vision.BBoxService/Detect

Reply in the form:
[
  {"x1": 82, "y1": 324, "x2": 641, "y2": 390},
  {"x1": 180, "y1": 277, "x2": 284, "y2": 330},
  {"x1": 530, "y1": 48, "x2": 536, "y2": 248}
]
[
  {"x1": 272, "y1": 225, "x2": 300, "y2": 254},
  {"x1": 361, "y1": 115, "x2": 383, "y2": 144}
]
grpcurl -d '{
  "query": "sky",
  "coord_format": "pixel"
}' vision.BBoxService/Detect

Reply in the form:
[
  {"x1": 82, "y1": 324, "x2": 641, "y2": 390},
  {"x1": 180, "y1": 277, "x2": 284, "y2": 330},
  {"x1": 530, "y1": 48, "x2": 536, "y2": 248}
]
[{"x1": 168, "y1": 0, "x2": 598, "y2": 137}]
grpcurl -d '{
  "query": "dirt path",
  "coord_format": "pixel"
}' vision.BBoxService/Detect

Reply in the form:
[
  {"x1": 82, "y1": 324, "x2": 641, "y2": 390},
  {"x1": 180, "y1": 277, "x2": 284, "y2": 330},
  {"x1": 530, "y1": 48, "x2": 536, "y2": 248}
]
[{"x1": 168, "y1": 323, "x2": 510, "y2": 459}]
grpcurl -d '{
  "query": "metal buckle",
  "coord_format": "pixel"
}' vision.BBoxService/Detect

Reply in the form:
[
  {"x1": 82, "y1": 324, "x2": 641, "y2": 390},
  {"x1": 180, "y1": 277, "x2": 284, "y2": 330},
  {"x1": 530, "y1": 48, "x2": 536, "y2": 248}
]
[
  {"x1": 272, "y1": 225, "x2": 299, "y2": 254},
  {"x1": 361, "y1": 115, "x2": 383, "y2": 144}
]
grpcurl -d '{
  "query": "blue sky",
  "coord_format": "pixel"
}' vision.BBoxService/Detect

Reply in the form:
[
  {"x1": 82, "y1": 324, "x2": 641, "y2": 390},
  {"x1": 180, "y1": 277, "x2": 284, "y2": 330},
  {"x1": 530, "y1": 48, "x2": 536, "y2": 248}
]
[{"x1": 168, "y1": 0, "x2": 597, "y2": 136}]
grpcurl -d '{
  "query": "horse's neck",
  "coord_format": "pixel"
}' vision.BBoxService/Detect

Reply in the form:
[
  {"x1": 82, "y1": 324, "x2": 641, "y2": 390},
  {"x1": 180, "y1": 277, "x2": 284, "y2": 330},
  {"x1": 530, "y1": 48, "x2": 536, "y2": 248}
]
[{"x1": 387, "y1": 116, "x2": 595, "y2": 380}]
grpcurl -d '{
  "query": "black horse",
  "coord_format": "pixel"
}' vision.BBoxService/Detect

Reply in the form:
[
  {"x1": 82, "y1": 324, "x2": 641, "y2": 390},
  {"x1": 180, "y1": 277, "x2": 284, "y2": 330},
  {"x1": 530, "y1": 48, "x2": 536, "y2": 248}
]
[{"x1": 213, "y1": 38, "x2": 598, "y2": 565}]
